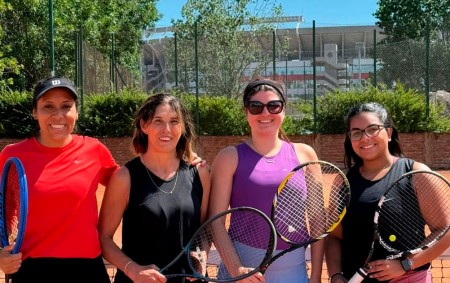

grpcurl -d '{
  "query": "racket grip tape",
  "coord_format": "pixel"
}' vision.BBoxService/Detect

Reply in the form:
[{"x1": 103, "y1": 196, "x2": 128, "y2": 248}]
[{"x1": 348, "y1": 268, "x2": 367, "y2": 283}]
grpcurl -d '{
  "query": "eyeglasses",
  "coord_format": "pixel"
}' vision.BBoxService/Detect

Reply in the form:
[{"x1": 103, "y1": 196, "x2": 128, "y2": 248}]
[
  {"x1": 348, "y1": 124, "x2": 385, "y2": 141},
  {"x1": 245, "y1": 100, "x2": 284, "y2": 115}
]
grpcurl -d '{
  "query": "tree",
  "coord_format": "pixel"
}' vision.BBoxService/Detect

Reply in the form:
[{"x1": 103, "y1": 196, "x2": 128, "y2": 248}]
[
  {"x1": 0, "y1": 0, "x2": 22, "y2": 90},
  {"x1": 374, "y1": 0, "x2": 450, "y2": 92},
  {"x1": 167, "y1": 0, "x2": 283, "y2": 98},
  {"x1": 1, "y1": 0, "x2": 159, "y2": 90},
  {"x1": 375, "y1": 0, "x2": 450, "y2": 41}
]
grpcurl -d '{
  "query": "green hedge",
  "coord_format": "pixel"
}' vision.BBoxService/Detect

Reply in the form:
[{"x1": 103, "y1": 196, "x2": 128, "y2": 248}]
[{"x1": 1, "y1": 84, "x2": 449, "y2": 138}]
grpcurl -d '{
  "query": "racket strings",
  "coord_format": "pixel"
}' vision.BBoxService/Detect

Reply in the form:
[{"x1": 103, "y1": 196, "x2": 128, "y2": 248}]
[
  {"x1": 274, "y1": 163, "x2": 350, "y2": 243},
  {"x1": 377, "y1": 172, "x2": 450, "y2": 252},
  {"x1": 5, "y1": 164, "x2": 20, "y2": 244},
  {"x1": 188, "y1": 209, "x2": 275, "y2": 280}
]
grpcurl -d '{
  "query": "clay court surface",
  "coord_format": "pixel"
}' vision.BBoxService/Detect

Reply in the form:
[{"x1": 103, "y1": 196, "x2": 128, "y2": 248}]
[{"x1": 1, "y1": 171, "x2": 450, "y2": 282}]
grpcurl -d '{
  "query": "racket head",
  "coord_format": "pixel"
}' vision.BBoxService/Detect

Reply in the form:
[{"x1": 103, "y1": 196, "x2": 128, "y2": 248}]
[
  {"x1": 166, "y1": 206, "x2": 277, "y2": 282},
  {"x1": 375, "y1": 170, "x2": 450, "y2": 258},
  {"x1": 272, "y1": 160, "x2": 350, "y2": 245},
  {"x1": 0, "y1": 157, "x2": 28, "y2": 253}
]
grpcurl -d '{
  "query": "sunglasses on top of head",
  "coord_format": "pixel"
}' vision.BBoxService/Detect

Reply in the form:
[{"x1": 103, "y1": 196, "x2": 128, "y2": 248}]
[{"x1": 245, "y1": 100, "x2": 284, "y2": 115}]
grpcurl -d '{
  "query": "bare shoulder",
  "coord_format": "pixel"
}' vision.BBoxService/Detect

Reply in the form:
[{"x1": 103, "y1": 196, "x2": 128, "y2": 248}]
[
  {"x1": 214, "y1": 146, "x2": 238, "y2": 163},
  {"x1": 292, "y1": 142, "x2": 318, "y2": 162},
  {"x1": 114, "y1": 165, "x2": 130, "y2": 178},
  {"x1": 108, "y1": 165, "x2": 131, "y2": 189},
  {"x1": 412, "y1": 160, "x2": 431, "y2": 171},
  {"x1": 211, "y1": 145, "x2": 238, "y2": 175}
]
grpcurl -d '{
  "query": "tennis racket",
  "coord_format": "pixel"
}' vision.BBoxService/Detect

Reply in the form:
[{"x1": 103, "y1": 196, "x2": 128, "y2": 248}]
[
  {"x1": 0, "y1": 157, "x2": 29, "y2": 282},
  {"x1": 265, "y1": 160, "x2": 351, "y2": 269},
  {"x1": 159, "y1": 206, "x2": 277, "y2": 282},
  {"x1": 348, "y1": 170, "x2": 450, "y2": 283}
]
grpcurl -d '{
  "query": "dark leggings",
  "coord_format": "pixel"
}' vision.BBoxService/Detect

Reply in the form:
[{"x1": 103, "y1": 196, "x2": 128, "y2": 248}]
[{"x1": 11, "y1": 256, "x2": 110, "y2": 283}]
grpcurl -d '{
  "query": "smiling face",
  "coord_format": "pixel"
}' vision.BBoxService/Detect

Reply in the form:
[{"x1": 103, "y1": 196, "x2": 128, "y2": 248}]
[
  {"x1": 33, "y1": 88, "x2": 78, "y2": 147},
  {"x1": 245, "y1": 90, "x2": 285, "y2": 136},
  {"x1": 349, "y1": 112, "x2": 392, "y2": 162},
  {"x1": 140, "y1": 103, "x2": 183, "y2": 155}
]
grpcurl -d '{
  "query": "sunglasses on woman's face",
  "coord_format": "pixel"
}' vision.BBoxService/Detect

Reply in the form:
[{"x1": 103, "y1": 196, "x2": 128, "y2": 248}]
[{"x1": 245, "y1": 100, "x2": 284, "y2": 115}]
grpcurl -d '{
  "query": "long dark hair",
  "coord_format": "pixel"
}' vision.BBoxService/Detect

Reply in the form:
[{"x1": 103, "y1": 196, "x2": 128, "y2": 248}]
[
  {"x1": 131, "y1": 93, "x2": 197, "y2": 161},
  {"x1": 344, "y1": 102, "x2": 403, "y2": 169}
]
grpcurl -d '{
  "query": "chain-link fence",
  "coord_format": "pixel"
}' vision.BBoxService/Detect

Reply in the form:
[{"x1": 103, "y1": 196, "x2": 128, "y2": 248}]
[
  {"x1": 143, "y1": 23, "x2": 450, "y2": 102},
  {"x1": 75, "y1": 35, "x2": 141, "y2": 95}
]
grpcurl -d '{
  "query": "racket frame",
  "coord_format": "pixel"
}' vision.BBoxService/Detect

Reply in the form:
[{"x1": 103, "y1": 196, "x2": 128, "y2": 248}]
[
  {"x1": 160, "y1": 206, "x2": 277, "y2": 282},
  {"x1": 376, "y1": 170, "x2": 450, "y2": 259},
  {"x1": 0, "y1": 157, "x2": 28, "y2": 253},
  {"x1": 349, "y1": 170, "x2": 450, "y2": 283},
  {"x1": 267, "y1": 160, "x2": 351, "y2": 267}
]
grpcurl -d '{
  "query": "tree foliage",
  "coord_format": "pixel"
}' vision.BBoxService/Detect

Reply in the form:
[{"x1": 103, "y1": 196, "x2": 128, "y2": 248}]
[
  {"x1": 1, "y1": 0, "x2": 159, "y2": 90},
  {"x1": 375, "y1": 0, "x2": 450, "y2": 41},
  {"x1": 374, "y1": 39, "x2": 450, "y2": 91},
  {"x1": 0, "y1": 0, "x2": 22, "y2": 90},
  {"x1": 168, "y1": 0, "x2": 283, "y2": 98}
]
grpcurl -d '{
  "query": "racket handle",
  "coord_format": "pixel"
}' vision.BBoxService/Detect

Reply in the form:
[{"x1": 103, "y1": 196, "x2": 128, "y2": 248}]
[{"x1": 348, "y1": 268, "x2": 367, "y2": 283}]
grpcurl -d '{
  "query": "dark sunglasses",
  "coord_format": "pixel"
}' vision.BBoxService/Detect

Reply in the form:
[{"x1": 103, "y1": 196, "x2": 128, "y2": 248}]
[{"x1": 245, "y1": 100, "x2": 284, "y2": 115}]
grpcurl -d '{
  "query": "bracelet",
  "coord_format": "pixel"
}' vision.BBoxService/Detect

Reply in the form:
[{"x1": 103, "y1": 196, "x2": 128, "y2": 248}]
[
  {"x1": 124, "y1": 260, "x2": 133, "y2": 276},
  {"x1": 329, "y1": 272, "x2": 344, "y2": 282}
]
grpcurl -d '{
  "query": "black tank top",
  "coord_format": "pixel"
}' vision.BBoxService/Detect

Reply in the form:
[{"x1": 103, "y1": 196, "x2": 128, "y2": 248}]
[
  {"x1": 114, "y1": 157, "x2": 203, "y2": 283},
  {"x1": 341, "y1": 158, "x2": 429, "y2": 282}
]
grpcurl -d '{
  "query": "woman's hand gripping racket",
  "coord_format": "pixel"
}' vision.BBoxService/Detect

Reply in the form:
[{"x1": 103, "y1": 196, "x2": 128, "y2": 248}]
[
  {"x1": 266, "y1": 160, "x2": 351, "y2": 268},
  {"x1": 0, "y1": 157, "x2": 29, "y2": 282},
  {"x1": 159, "y1": 206, "x2": 277, "y2": 282},
  {"x1": 349, "y1": 170, "x2": 450, "y2": 283}
]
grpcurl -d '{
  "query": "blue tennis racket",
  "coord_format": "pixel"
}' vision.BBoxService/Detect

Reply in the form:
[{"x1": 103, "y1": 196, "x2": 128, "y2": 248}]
[{"x1": 0, "y1": 157, "x2": 28, "y2": 282}]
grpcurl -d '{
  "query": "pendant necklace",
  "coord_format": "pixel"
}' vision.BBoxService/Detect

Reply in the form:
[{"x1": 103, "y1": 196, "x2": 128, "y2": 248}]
[
  {"x1": 145, "y1": 167, "x2": 179, "y2": 195},
  {"x1": 262, "y1": 156, "x2": 275, "y2": 163}
]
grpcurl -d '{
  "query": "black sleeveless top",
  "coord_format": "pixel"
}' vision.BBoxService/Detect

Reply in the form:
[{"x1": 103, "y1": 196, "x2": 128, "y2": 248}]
[
  {"x1": 341, "y1": 158, "x2": 430, "y2": 282},
  {"x1": 114, "y1": 157, "x2": 203, "y2": 283}
]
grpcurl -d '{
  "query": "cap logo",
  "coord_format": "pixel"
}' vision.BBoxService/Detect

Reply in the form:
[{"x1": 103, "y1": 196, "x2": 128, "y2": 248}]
[{"x1": 51, "y1": 79, "x2": 61, "y2": 86}]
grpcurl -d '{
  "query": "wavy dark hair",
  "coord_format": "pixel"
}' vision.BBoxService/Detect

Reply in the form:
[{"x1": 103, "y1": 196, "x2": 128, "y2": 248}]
[
  {"x1": 131, "y1": 93, "x2": 197, "y2": 161},
  {"x1": 344, "y1": 102, "x2": 403, "y2": 169}
]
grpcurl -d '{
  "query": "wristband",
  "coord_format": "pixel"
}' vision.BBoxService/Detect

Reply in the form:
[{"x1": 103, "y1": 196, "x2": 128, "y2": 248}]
[{"x1": 329, "y1": 272, "x2": 344, "y2": 282}]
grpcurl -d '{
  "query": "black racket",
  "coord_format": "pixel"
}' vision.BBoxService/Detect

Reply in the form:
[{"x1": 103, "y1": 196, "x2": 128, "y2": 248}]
[
  {"x1": 264, "y1": 160, "x2": 351, "y2": 270},
  {"x1": 0, "y1": 157, "x2": 29, "y2": 282},
  {"x1": 349, "y1": 170, "x2": 450, "y2": 283},
  {"x1": 159, "y1": 206, "x2": 277, "y2": 282}
]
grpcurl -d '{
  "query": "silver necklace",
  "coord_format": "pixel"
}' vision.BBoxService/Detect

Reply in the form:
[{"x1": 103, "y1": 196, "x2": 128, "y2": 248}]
[
  {"x1": 262, "y1": 156, "x2": 275, "y2": 163},
  {"x1": 145, "y1": 167, "x2": 179, "y2": 195}
]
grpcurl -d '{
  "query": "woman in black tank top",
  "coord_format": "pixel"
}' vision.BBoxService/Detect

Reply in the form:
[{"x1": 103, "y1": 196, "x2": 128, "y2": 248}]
[
  {"x1": 98, "y1": 94, "x2": 211, "y2": 283},
  {"x1": 325, "y1": 102, "x2": 449, "y2": 283}
]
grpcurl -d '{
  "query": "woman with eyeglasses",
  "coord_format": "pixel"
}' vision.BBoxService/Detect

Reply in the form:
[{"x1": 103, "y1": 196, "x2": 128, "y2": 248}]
[
  {"x1": 325, "y1": 102, "x2": 444, "y2": 283},
  {"x1": 208, "y1": 78, "x2": 324, "y2": 283}
]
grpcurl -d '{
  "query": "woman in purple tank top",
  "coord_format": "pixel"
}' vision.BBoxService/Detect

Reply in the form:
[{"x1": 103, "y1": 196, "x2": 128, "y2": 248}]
[{"x1": 209, "y1": 78, "x2": 324, "y2": 283}]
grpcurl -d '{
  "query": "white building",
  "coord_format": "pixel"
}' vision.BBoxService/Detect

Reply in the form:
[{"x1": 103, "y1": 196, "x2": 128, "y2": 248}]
[{"x1": 142, "y1": 17, "x2": 387, "y2": 97}]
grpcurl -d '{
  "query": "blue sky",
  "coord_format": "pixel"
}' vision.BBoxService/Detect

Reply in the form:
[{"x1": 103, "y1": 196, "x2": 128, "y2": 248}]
[{"x1": 155, "y1": 0, "x2": 379, "y2": 28}]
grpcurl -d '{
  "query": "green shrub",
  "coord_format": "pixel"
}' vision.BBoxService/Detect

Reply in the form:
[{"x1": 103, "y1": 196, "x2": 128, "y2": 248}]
[
  {"x1": 77, "y1": 90, "x2": 147, "y2": 137},
  {"x1": 179, "y1": 94, "x2": 249, "y2": 136},
  {"x1": 316, "y1": 84, "x2": 448, "y2": 134},
  {"x1": 0, "y1": 90, "x2": 35, "y2": 138},
  {"x1": 1, "y1": 83, "x2": 449, "y2": 138}
]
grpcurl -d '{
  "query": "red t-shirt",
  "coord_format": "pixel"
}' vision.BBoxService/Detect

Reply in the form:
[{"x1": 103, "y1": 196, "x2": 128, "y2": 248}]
[{"x1": 0, "y1": 135, "x2": 119, "y2": 259}]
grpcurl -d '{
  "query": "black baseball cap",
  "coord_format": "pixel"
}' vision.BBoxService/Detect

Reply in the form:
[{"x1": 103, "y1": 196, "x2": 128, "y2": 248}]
[{"x1": 33, "y1": 77, "x2": 78, "y2": 101}]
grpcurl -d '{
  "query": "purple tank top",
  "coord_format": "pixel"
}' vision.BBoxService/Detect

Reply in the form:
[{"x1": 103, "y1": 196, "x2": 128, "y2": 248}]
[{"x1": 230, "y1": 141, "x2": 301, "y2": 250}]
